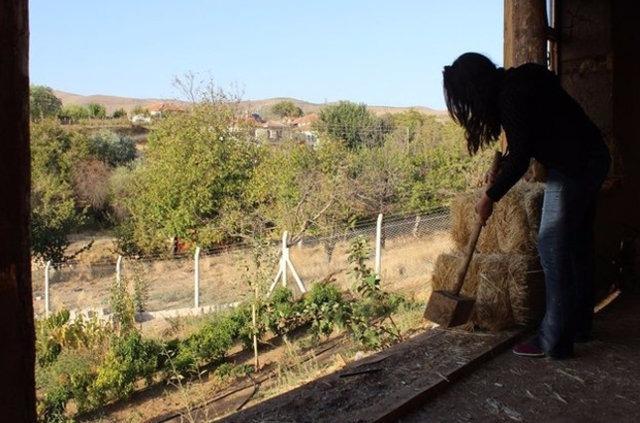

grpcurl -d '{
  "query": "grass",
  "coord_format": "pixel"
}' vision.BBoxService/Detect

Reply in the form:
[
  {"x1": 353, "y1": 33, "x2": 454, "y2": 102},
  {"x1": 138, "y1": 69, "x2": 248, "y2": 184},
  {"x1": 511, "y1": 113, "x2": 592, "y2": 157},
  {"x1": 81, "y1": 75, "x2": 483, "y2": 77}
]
[{"x1": 33, "y1": 230, "x2": 453, "y2": 316}]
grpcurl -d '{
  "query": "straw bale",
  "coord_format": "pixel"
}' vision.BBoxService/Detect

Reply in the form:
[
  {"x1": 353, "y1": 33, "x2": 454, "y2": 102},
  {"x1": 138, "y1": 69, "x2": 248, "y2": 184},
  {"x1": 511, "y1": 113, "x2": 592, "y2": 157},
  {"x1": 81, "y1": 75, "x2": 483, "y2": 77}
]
[
  {"x1": 450, "y1": 182, "x2": 544, "y2": 254},
  {"x1": 507, "y1": 255, "x2": 545, "y2": 325},
  {"x1": 450, "y1": 191, "x2": 499, "y2": 253},
  {"x1": 430, "y1": 252, "x2": 544, "y2": 331}
]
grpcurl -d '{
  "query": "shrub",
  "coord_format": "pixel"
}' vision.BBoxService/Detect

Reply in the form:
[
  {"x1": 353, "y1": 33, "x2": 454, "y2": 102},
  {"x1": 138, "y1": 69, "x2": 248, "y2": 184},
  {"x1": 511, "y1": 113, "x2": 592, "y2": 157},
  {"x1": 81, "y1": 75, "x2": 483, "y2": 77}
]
[
  {"x1": 88, "y1": 130, "x2": 137, "y2": 167},
  {"x1": 58, "y1": 104, "x2": 90, "y2": 123},
  {"x1": 31, "y1": 120, "x2": 89, "y2": 262},
  {"x1": 303, "y1": 282, "x2": 347, "y2": 338},
  {"x1": 72, "y1": 159, "x2": 112, "y2": 211},
  {"x1": 228, "y1": 304, "x2": 262, "y2": 349},
  {"x1": 170, "y1": 311, "x2": 245, "y2": 376},
  {"x1": 91, "y1": 332, "x2": 162, "y2": 403},
  {"x1": 36, "y1": 350, "x2": 97, "y2": 421},
  {"x1": 342, "y1": 236, "x2": 403, "y2": 349},
  {"x1": 265, "y1": 287, "x2": 306, "y2": 336},
  {"x1": 112, "y1": 108, "x2": 127, "y2": 119},
  {"x1": 109, "y1": 273, "x2": 136, "y2": 334},
  {"x1": 185, "y1": 314, "x2": 239, "y2": 362},
  {"x1": 35, "y1": 310, "x2": 71, "y2": 366},
  {"x1": 87, "y1": 103, "x2": 107, "y2": 119},
  {"x1": 35, "y1": 310, "x2": 110, "y2": 367}
]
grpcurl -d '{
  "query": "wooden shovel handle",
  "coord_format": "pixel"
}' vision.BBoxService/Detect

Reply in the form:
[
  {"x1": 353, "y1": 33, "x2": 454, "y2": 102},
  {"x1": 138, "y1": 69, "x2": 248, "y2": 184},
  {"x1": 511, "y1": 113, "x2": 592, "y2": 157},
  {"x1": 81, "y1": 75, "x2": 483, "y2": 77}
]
[
  {"x1": 452, "y1": 220, "x2": 483, "y2": 296},
  {"x1": 451, "y1": 151, "x2": 502, "y2": 296}
]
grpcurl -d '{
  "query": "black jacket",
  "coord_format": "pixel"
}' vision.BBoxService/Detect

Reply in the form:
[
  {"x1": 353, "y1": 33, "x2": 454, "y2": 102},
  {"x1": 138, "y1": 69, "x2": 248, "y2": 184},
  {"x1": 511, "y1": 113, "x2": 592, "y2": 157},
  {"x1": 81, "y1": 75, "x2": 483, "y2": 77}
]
[{"x1": 486, "y1": 63, "x2": 607, "y2": 201}]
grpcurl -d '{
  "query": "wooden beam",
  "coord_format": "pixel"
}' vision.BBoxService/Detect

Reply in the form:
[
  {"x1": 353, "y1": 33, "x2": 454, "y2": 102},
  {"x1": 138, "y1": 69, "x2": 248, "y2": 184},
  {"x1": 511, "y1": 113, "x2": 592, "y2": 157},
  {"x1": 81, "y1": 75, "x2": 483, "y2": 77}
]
[
  {"x1": 0, "y1": 0, "x2": 36, "y2": 421},
  {"x1": 503, "y1": 0, "x2": 548, "y2": 181},
  {"x1": 504, "y1": 0, "x2": 547, "y2": 67}
]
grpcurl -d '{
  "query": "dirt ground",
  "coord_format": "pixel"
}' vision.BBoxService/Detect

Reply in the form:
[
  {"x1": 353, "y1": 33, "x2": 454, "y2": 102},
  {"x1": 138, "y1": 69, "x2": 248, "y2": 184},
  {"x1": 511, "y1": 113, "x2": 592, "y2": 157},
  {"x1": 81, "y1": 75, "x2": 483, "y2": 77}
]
[
  {"x1": 217, "y1": 327, "x2": 519, "y2": 423},
  {"x1": 401, "y1": 294, "x2": 640, "y2": 423},
  {"x1": 199, "y1": 294, "x2": 640, "y2": 423}
]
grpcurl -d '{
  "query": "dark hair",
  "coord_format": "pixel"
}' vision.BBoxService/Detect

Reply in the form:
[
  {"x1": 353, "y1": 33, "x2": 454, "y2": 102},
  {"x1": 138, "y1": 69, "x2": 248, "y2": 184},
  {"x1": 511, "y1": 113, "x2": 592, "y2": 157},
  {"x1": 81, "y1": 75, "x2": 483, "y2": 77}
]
[{"x1": 443, "y1": 52, "x2": 504, "y2": 154}]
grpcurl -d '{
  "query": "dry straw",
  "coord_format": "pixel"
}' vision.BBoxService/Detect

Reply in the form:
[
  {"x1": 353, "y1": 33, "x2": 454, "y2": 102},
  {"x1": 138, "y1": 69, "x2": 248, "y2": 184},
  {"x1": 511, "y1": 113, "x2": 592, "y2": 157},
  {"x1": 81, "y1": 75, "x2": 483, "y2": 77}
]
[
  {"x1": 450, "y1": 182, "x2": 544, "y2": 254},
  {"x1": 431, "y1": 253, "x2": 544, "y2": 331}
]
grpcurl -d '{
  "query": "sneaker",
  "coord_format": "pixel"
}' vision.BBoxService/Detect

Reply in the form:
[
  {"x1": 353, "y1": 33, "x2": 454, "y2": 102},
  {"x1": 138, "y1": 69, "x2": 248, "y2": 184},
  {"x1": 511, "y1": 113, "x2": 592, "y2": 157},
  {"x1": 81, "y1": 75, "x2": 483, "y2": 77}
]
[{"x1": 512, "y1": 341, "x2": 545, "y2": 358}]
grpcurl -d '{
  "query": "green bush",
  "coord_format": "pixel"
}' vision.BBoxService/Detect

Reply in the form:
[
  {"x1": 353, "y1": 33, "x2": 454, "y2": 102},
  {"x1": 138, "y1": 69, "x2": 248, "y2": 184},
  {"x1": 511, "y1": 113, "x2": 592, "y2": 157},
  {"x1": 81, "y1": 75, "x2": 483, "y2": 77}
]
[
  {"x1": 303, "y1": 282, "x2": 347, "y2": 338},
  {"x1": 58, "y1": 104, "x2": 90, "y2": 123},
  {"x1": 91, "y1": 332, "x2": 162, "y2": 403},
  {"x1": 112, "y1": 108, "x2": 127, "y2": 119},
  {"x1": 31, "y1": 120, "x2": 88, "y2": 262},
  {"x1": 35, "y1": 310, "x2": 70, "y2": 366},
  {"x1": 228, "y1": 304, "x2": 263, "y2": 349},
  {"x1": 87, "y1": 103, "x2": 107, "y2": 119},
  {"x1": 264, "y1": 287, "x2": 306, "y2": 336},
  {"x1": 88, "y1": 130, "x2": 137, "y2": 167},
  {"x1": 36, "y1": 350, "x2": 96, "y2": 421},
  {"x1": 171, "y1": 311, "x2": 245, "y2": 376}
]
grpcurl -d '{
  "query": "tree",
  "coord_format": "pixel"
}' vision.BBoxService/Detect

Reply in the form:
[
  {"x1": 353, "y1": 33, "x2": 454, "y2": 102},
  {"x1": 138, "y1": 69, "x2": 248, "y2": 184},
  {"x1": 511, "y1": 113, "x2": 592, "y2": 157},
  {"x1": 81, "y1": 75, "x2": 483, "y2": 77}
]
[
  {"x1": 30, "y1": 120, "x2": 88, "y2": 262},
  {"x1": 30, "y1": 85, "x2": 62, "y2": 121},
  {"x1": 315, "y1": 101, "x2": 393, "y2": 149},
  {"x1": 350, "y1": 139, "x2": 412, "y2": 216},
  {"x1": 87, "y1": 103, "x2": 107, "y2": 119},
  {"x1": 246, "y1": 137, "x2": 355, "y2": 263},
  {"x1": 271, "y1": 100, "x2": 303, "y2": 119},
  {"x1": 117, "y1": 102, "x2": 257, "y2": 254},
  {"x1": 391, "y1": 109, "x2": 432, "y2": 141},
  {"x1": 88, "y1": 130, "x2": 137, "y2": 167}
]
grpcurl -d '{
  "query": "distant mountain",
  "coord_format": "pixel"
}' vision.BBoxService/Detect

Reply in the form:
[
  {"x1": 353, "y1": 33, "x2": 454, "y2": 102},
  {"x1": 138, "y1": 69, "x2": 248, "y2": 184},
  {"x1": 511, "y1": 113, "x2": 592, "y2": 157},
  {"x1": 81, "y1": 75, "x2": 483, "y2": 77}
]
[{"x1": 53, "y1": 90, "x2": 446, "y2": 117}]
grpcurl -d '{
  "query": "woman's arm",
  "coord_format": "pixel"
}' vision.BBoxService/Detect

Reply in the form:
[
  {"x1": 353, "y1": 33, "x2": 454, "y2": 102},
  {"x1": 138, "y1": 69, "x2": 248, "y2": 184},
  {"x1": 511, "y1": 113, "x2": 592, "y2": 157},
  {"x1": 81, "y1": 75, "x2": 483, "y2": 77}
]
[{"x1": 485, "y1": 86, "x2": 533, "y2": 201}]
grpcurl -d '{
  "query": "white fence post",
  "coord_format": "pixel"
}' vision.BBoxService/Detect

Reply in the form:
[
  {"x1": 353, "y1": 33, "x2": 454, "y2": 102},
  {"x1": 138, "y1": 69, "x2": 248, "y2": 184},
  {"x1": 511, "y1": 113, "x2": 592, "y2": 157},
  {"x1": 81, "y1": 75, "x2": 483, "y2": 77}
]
[
  {"x1": 194, "y1": 246, "x2": 201, "y2": 309},
  {"x1": 268, "y1": 231, "x2": 307, "y2": 295},
  {"x1": 375, "y1": 213, "x2": 383, "y2": 277},
  {"x1": 412, "y1": 213, "x2": 421, "y2": 237},
  {"x1": 116, "y1": 255, "x2": 123, "y2": 286},
  {"x1": 44, "y1": 260, "x2": 51, "y2": 316},
  {"x1": 281, "y1": 231, "x2": 288, "y2": 288}
]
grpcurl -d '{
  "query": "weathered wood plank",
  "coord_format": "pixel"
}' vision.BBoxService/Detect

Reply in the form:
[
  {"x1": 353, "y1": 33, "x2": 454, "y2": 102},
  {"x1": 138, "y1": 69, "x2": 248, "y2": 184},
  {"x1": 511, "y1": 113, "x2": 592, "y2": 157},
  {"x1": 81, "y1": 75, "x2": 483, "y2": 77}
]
[{"x1": 0, "y1": 0, "x2": 36, "y2": 421}]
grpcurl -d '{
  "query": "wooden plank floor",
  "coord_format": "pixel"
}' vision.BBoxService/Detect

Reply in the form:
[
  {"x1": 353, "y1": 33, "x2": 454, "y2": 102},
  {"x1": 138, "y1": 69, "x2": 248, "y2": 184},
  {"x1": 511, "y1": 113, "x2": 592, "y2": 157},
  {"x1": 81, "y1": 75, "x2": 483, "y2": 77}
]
[
  {"x1": 400, "y1": 294, "x2": 640, "y2": 423},
  {"x1": 217, "y1": 327, "x2": 523, "y2": 423}
]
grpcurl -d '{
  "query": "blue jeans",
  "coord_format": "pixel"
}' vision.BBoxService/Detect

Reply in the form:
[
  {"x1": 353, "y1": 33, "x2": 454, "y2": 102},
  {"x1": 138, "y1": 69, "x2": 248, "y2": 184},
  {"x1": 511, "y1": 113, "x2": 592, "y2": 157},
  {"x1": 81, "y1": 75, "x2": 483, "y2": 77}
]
[{"x1": 536, "y1": 151, "x2": 609, "y2": 358}]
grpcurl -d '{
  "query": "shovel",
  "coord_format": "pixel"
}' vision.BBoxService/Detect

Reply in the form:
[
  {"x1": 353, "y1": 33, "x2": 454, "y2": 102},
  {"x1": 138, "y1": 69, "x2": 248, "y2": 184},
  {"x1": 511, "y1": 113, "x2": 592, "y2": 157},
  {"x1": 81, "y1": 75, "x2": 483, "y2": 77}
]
[{"x1": 424, "y1": 151, "x2": 502, "y2": 327}]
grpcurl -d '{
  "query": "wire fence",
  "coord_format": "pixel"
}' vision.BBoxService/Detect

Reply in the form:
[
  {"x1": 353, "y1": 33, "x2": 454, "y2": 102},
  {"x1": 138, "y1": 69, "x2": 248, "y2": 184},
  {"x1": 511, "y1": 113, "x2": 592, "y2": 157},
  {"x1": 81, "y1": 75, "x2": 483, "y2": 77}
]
[{"x1": 31, "y1": 209, "x2": 452, "y2": 318}]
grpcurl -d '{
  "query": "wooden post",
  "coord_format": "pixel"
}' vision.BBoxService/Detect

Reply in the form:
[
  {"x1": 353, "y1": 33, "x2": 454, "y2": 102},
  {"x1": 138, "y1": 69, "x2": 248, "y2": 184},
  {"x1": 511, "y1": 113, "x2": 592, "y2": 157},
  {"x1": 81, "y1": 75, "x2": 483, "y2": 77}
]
[
  {"x1": 194, "y1": 246, "x2": 200, "y2": 309},
  {"x1": 375, "y1": 213, "x2": 383, "y2": 276},
  {"x1": 252, "y1": 284, "x2": 259, "y2": 370},
  {"x1": 503, "y1": 0, "x2": 548, "y2": 181},
  {"x1": 44, "y1": 261, "x2": 51, "y2": 317},
  {"x1": 116, "y1": 255, "x2": 123, "y2": 286},
  {"x1": 281, "y1": 231, "x2": 288, "y2": 287},
  {"x1": 0, "y1": 0, "x2": 36, "y2": 420}
]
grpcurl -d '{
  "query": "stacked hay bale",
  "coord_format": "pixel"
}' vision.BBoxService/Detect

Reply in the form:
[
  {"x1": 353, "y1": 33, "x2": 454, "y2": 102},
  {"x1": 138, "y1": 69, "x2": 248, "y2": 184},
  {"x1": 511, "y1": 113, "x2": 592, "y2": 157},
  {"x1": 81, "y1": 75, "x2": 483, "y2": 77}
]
[{"x1": 431, "y1": 182, "x2": 546, "y2": 331}]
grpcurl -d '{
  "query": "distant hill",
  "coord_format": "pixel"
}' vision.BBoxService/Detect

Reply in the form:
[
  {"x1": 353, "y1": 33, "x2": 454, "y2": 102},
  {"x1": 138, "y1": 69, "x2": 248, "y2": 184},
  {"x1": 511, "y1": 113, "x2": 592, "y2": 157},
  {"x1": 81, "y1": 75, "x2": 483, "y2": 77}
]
[{"x1": 53, "y1": 90, "x2": 446, "y2": 117}]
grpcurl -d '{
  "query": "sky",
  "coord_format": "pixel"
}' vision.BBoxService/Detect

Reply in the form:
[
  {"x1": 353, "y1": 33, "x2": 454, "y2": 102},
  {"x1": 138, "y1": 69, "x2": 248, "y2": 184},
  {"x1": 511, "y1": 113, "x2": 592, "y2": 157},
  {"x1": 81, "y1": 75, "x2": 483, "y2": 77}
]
[{"x1": 30, "y1": 0, "x2": 503, "y2": 110}]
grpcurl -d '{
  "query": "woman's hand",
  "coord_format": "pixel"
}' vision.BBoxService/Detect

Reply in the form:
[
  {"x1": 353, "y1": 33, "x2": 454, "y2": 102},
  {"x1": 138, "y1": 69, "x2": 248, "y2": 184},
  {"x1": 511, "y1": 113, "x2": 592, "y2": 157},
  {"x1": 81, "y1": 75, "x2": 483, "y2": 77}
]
[
  {"x1": 475, "y1": 192, "x2": 494, "y2": 225},
  {"x1": 484, "y1": 168, "x2": 498, "y2": 185}
]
